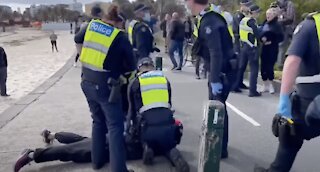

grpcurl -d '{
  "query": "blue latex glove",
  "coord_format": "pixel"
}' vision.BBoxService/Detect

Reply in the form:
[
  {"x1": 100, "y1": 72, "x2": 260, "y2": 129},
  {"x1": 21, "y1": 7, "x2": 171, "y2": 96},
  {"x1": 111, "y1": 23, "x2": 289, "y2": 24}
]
[
  {"x1": 278, "y1": 94, "x2": 292, "y2": 118},
  {"x1": 210, "y1": 82, "x2": 223, "y2": 96}
]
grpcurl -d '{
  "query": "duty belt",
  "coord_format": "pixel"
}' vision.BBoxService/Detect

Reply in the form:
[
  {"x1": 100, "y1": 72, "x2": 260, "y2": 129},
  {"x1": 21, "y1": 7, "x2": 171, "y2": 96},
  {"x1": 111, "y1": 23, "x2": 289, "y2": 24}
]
[{"x1": 296, "y1": 74, "x2": 320, "y2": 84}]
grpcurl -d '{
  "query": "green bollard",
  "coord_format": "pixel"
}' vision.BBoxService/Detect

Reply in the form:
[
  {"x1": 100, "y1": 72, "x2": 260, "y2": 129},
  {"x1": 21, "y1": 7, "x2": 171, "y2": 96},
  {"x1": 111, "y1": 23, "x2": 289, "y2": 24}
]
[
  {"x1": 155, "y1": 56, "x2": 162, "y2": 71},
  {"x1": 198, "y1": 100, "x2": 225, "y2": 172}
]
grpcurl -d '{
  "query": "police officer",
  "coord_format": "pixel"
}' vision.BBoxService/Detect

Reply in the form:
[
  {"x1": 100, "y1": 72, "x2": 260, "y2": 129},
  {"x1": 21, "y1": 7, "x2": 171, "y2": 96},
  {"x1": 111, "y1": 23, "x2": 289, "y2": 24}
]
[
  {"x1": 231, "y1": 0, "x2": 252, "y2": 92},
  {"x1": 128, "y1": 4, "x2": 154, "y2": 60},
  {"x1": 126, "y1": 58, "x2": 189, "y2": 172},
  {"x1": 74, "y1": 5, "x2": 135, "y2": 172},
  {"x1": 235, "y1": 4, "x2": 261, "y2": 97},
  {"x1": 254, "y1": 12, "x2": 320, "y2": 172},
  {"x1": 186, "y1": 0, "x2": 236, "y2": 159}
]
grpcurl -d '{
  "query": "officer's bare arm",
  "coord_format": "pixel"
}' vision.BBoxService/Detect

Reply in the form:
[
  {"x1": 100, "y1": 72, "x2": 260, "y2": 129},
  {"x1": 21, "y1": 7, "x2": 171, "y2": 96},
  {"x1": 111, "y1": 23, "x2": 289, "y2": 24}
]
[{"x1": 280, "y1": 55, "x2": 301, "y2": 95}]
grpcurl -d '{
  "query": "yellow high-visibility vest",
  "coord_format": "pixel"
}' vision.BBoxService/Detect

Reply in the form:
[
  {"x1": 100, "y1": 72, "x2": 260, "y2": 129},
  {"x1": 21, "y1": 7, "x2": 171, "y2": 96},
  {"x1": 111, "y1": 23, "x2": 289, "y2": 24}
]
[
  {"x1": 138, "y1": 71, "x2": 170, "y2": 113},
  {"x1": 239, "y1": 17, "x2": 257, "y2": 47},
  {"x1": 313, "y1": 13, "x2": 320, "y2": 43},
  {"x1": 221, "y1": 11, "x2": 235, "y2": 41},
  {"x1": 128, "y1": 20, "x2": 139, "y2": 45},
  {"x1": 80, "y1": 19, "x2": 120, "y2": 72}
]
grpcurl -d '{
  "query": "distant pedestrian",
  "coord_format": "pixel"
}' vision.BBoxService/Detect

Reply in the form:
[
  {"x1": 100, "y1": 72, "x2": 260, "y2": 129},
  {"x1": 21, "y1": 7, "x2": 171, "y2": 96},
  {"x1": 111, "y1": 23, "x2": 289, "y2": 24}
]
[
  {"x1": 260, "y1": 8, "x2": 284, "y2": 94},
  {"x1": 0, "y1": 46, "x2": 9, "y2": 97},
  {"x1": 70, "y1": 22, "x2": 73, "y2": 34},
  {"x1": 50, "y1": 31, "x2": 58, "y2": 52},
  {"x1": 168, "y1": 12, "x2": 185, "y2": 71},
  {"x1": 184, "y1": 16, "x2": 192, "y2": 40},
  {"x1": 160, "y1": 14, "x2": 171, "y2": 53}
]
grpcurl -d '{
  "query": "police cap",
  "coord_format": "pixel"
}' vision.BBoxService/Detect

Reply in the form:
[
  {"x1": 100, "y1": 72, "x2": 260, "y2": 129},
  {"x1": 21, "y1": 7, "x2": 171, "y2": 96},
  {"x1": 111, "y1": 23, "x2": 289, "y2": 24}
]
[
  {"x1": 134, "y1": 4, "x2": 150, "y2": 13},
  {"x1": 249, "y1": 4, "x2": 261, "y2": 13},
  {"x1": 137, "y1": 57, "x2": 154, "y2": 68}
]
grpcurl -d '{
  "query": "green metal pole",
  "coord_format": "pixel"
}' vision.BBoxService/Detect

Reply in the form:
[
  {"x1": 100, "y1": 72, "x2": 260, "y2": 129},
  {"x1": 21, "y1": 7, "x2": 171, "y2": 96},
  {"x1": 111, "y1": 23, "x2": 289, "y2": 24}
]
[
  {"x1": 198, "y1": 100, "x2": 225, "y2": 172},
  {"x1": 155, "y1": 56, "x2": 162, "y2": 71}
]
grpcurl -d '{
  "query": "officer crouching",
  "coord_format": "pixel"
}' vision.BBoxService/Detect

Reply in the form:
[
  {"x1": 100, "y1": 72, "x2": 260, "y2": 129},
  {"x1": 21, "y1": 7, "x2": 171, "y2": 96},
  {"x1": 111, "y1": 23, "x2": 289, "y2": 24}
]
[
  {"x1": 126, "y1": 58, "x2": 189, "y2": 172},
  {"x1": 255, "y1": 12, "x2": 320, "y2": 172}
]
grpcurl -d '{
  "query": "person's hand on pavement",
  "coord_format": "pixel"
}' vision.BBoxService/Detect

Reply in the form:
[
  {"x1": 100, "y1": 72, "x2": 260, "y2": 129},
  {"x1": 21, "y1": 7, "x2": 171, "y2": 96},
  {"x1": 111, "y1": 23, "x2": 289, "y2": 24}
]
[
  {"x1": 278, "y1": 94, "x2": 292, "y2": 118},
  {"x1": 210, "y1": 82, "x2": 223, "y2": 96}
]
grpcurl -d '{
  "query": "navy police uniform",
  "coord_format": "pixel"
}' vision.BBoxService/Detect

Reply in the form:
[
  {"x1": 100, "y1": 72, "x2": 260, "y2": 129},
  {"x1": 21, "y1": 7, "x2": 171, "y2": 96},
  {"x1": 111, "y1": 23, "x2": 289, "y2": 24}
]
[
  {"x1": 196, "y1": 5, "x2": 236, "y2": 157},
  {"x1": 74, "y1": 19, "x2": 136, "y2": 172},
  {"x1": 255, "y1": 13, "x2": 320, "y2": 172}
]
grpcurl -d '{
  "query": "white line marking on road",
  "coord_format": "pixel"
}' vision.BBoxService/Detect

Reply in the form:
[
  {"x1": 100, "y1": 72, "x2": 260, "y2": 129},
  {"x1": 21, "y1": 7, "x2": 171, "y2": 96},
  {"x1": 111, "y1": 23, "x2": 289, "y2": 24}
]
[{"x1": 226, "y1": 102, "x2": 261, "y2": 127}]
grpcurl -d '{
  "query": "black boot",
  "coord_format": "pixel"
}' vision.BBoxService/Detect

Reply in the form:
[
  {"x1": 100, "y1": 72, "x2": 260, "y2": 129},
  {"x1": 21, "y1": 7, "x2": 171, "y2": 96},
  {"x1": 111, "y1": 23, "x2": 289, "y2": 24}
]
[
  {"x1": 14, "y1": 149, "x2": 34, "y2": 172},
  {"x1": 142, "y1": 144, "x2": 154, "y2": 165},
  {"x1": 166, "y1": 148, "x2": 190, "y2": 172}
]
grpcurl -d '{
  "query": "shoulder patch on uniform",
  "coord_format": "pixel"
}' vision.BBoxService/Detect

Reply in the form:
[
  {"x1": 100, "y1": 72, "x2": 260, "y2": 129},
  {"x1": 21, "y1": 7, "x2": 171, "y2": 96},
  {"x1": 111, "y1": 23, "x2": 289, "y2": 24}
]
[
  {"x1": 141, "y1": 27, "x2": 147, "y2": 32},
  {"x1": 205, "y1": 27, "x2": 212, "y2": 34},
  {"x1": 293, "y1": 24, "x2": 302, "y2": 35}
]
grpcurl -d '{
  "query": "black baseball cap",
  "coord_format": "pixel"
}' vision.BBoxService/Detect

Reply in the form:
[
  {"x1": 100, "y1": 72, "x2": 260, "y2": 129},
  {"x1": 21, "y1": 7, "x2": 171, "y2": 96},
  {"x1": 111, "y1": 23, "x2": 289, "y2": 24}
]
[
  {"x1": 134, "y1": 4, "x2": 150, "y2": 13},
  {"x1": 240, "y1": 0, "x2": 252, "y2": 6},
  {"x1": 249, "y1": 4, "x2": 261, "y2": 13},
  {"x1": 137, "y1": 57, "x2": 154, "y2": 68}
]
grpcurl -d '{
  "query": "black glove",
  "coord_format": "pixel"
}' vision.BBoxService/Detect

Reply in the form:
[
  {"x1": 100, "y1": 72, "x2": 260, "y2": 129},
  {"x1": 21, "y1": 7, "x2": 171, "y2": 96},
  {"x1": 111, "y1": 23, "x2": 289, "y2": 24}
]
[{"x1": 153, "y1": 47, "x2": 160, "y2": 53}]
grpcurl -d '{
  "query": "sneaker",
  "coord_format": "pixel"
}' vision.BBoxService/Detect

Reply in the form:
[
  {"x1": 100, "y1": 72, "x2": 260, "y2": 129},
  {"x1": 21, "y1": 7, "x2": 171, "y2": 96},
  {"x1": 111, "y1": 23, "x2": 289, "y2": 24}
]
[
  {"x1": 254, "y1": 166, "x2": 269, "y2": 172},
  {"x1": 262, "y1": 81, "x2": 269, "y2": 92},
  {"x1": 14, "y1": 149, "x2": 34, "y2": 172},
  {"x1": 142, "y1": 144, "x2": 154, "y2": 165},
  {"x1": 269, "y1": 81, "x2": 275, "y2": 94},
  {"x1": 196, "y1": 75, "x2": 201, "y2": 80},
  {"x1": 41, "y1": 129, "x2": 53, "y2": 145},
  {"x1": 249, "y1": 91, "x2": 262, "y2": 97},
  {"x1": 171, "y1": 67, "x2": 177, "y2": 70},
  {"x1": 175, "y1": 67, "x2": 182, "y2": 71},
  {"x1": 167, "y1": 148, "x2": 189, "y2": 172},
  {"x1": 240, "y1": 83, "x2": 248, "y2": 89}
]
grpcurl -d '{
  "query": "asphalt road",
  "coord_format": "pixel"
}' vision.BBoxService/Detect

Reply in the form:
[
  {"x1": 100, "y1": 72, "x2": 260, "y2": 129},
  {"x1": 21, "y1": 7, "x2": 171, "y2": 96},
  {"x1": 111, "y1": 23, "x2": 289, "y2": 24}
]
[{"x1": 165, "y1": 62, "x2": 320, "y2": 172}]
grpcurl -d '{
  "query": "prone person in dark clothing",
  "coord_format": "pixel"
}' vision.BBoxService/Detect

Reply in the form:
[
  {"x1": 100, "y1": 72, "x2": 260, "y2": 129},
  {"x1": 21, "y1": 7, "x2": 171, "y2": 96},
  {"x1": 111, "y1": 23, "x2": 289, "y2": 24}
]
[
  {"x1": 260, "y1": 7, "x2": 284, "y2": 94},
  {"x1": 13, "y1": 119, "x2": 184, "y2": 172},
  {"x1": 0, "y1": 46, "x2": 9, "y2": 97}
]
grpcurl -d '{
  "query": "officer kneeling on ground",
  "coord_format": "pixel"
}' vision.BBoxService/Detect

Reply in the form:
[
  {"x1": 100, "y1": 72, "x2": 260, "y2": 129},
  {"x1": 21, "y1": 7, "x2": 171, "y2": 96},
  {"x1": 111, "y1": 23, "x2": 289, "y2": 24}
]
[
  {"x1": 126, "y1": 58, "x2": 189, "y2": 172},
  {"x1": 255, "y1": 12, "x2": 320, "y2": 172}
]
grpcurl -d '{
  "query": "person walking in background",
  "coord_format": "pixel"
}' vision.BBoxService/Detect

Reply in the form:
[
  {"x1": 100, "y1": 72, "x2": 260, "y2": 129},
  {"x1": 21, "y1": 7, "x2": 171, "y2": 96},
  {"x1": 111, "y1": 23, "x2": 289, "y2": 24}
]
[
  {"x1": 50, "y1": 31, "x2": 58, "y2": 52},
  {"x1": 168, "y1": 12, "x2": 185, "y2": 71},
  {"x1": 276, "y1": 0, "x2": 296, "y2": 67},
  {"x1": 0, "y1": 46, "x2": 9, "y2": 97},
  {"x1": 161, "y1": 14, "x2": 171, "y2": 53},
  {"x1": 184, "y1": 16, "x2": 192, "y2": 40},
  {"x1": 260, "y1": 8, "x2": 284, "y2": 94}
]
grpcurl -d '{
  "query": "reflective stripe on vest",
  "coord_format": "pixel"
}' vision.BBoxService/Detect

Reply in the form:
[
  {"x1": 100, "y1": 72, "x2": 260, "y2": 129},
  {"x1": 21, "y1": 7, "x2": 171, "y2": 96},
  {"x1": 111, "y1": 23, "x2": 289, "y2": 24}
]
[
  {"x1": 239, "y1": 17, "x2": 257, "y2": 47},
  {"x1": 128, "y1": 20, "x2": 138, "y2": 45},
  {"x1": 193, "y1": 23, "x2": 199, "y2": 37},
  {"x1": 221, "y1": 11, "x2": 235, "y2": 41},
  {"x1": 295, "y1": 13, "x2": 320, "y2": 84},
  {"x1": 138, "y1": 71, "x2": 170, "y2": 113},
  {"x1": 80, "y1": 19, "x2": 120, "y2": 72}
]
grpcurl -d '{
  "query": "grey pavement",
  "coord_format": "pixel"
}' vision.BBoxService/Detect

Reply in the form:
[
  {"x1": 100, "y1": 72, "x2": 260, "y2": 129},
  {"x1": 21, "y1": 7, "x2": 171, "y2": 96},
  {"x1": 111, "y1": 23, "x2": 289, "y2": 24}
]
[{"x1": 1, "y1": 53, "x2": 320, "y2": 172}]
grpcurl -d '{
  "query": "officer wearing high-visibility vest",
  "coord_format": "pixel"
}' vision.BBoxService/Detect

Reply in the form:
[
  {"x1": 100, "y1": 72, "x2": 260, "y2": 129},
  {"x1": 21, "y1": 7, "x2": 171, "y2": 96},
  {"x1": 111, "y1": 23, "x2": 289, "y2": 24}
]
[
  {"x1": 235, "y1": 4, "x2": 261, "y2": 97},
  {"x1": 254, "y1": 12, "x2": 320, "y2": 172},
  {"x1": 186, "y1": 0, "x2": 236, "y2": 159},
  {"x1": 126, "y1": 58, "x2": 189, "y2": 172},
  {"x1": 74, "y1": 5, "x2": 136, "y2": 172},
  {"x1": 128, "y1": 4, "x2": 154, "y2": 60}
]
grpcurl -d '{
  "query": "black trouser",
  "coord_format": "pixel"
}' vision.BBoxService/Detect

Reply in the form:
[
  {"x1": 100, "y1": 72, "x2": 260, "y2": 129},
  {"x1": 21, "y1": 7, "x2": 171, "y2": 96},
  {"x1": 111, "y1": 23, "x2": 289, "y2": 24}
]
[
  {"x1": 51, "y1": 41, "x2": 58, "y2": 52},
  {"x1": 75, "y1": 53, "x2": 80, "y2": 63},
  {"x1": 208, "y1": 73, "x2": 232, "y2": 154},
  {"x1": 33, "y1": 132, "x2": 93, "y2": 163},
  {"x1": 235, "y1": 43, "x2": 259, "y2": 93},
  {"x1": 234, "y1": 35, "x2": 241, "y2": 54},
  {"x1": 0, "y1": 67, "x2": 7, "y2": 95},
  {"x1": 269, "y1": 96, "x2": 316, "y2": 172},
  {"x1": 261, "y1": 46, "x2": 278, "y2": 81},
  {"x1": 33, "y1": 132, "x2": 142, "y2": 164}
]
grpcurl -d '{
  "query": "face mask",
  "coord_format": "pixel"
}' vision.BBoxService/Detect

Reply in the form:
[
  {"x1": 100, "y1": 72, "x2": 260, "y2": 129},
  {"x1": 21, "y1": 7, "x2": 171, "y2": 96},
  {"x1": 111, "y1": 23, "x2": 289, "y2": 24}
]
[{"x1": 143, "y1": 12, "x2": 151, "y2": 22}]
